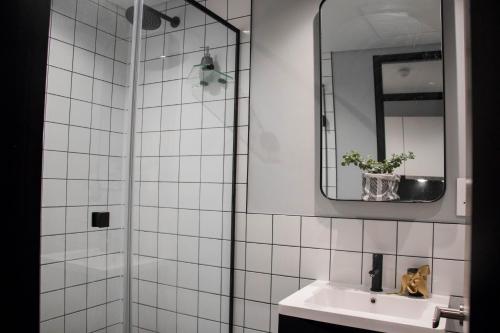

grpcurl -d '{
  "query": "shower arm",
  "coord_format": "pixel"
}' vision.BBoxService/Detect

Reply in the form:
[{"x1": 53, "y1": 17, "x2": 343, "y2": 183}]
[{"x1": 144, "y1": 5, "x2": 180, "y2": 27}]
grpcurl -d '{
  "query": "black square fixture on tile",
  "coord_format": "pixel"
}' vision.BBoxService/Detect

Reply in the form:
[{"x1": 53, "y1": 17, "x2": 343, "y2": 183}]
[{"x1": 92, "y1": 212, "x2": 109, "y2": 228}]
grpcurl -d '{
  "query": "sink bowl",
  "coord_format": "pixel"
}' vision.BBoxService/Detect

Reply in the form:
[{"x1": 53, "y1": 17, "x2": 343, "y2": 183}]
[{"x1": 278, "y1": 280, "x2": 450, "y2": 333}]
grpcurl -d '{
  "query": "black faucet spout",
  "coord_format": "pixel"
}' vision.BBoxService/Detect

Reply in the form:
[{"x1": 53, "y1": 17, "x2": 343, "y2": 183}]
[{"x1": 369, "y1": 253, "x2": 383, "y2": 292}]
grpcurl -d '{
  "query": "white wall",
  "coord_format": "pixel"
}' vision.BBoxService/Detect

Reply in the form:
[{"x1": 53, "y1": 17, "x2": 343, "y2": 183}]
[{"x1": 248, "y1": 0, "x2": 465, "y2": 223}]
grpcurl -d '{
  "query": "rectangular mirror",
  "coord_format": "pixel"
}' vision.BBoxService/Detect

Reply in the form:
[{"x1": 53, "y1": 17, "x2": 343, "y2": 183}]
[{"x1": 319, "y1": 0, "x2": 445, "y2": 202}]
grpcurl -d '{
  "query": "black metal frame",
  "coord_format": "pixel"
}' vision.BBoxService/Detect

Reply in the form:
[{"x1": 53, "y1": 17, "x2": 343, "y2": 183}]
[
  {"x1": 373, "y1": 50, "x2": 444, "y2": 161},
  {"x1": 184, "y1": 2, "x2": 241, "y2": 331},
  {"x1": 318, "y1": 0, "x2": 447, "y2": 203}
]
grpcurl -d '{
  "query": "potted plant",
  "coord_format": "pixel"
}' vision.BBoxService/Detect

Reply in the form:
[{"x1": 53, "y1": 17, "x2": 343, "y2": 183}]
[{"x1": 341, "y1": 151, "x2": 415, "y2": 201}]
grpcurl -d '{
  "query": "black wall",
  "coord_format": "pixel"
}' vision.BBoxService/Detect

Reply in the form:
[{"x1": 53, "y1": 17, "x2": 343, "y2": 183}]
[
  {"x1": 6, "y1": 0, "x2": 51, "y2": 331},
  {"x1": 469, "y1": 1, "x2": 500, "y2": 332}
]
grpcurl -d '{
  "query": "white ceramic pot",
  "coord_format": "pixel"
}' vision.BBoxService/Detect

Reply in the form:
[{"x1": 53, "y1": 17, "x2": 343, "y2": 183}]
[{"x1": 361, "y1": 173, "x2": 401, "y2": 201}]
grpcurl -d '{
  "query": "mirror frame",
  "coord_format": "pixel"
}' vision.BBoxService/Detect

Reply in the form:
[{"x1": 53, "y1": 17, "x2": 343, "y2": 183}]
[{"x1": 318, "y1": 0, "x2": 447, "y2": 203}]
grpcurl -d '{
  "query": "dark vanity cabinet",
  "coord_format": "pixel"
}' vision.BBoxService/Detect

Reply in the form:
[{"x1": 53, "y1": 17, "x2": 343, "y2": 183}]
[{"x1": 278, "y1": 315, "x2": 379, "y2": 333}]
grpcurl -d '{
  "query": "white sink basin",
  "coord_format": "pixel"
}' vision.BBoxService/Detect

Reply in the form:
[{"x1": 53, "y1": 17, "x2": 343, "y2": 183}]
[{"x1": 278, "y1": 280, "x2": 450, "y2": 333}]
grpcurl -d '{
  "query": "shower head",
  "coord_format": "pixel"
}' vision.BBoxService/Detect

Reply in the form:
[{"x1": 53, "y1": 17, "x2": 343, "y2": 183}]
[{"x1": 125, "y1": 5, "x2": 180, "y2": 30}]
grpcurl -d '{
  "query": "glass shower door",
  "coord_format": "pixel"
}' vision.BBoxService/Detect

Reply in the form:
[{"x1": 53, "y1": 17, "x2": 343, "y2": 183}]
[
  {"x1": 129, "y1": 0, "x2": 239, "y2": 331},
  {"x1": 40, "y1": 0, "x2": 135, "y2": 332}
]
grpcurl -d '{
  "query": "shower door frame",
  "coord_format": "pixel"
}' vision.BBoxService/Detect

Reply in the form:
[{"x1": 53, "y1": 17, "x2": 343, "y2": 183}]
[{"x1": 125, "y1": 1, "x2": 241, "y2": 331}]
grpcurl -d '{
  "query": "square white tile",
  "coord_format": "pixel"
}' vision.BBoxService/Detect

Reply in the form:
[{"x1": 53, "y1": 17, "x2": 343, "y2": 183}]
[
  {"x1": 201, "y1": 155, "x2": 224, "y2": 182},
  {"x1": 330, "y1": 251, "x2": 362, "y2": 285},
  {"x1": 246, "y1": 214, "x2": 272, "y2": 243},
  {"x1": 142, "y1": 107, "x2": 161, "y2": 132},
  {"x1": 178, "y1": 209, "x2": 199, "y2": 236},
  {"x1": 202, "y1": 128, "x2": 225, "y2": 155},
  {"x1": 40, "y1": 262, "x2": 65, "y2": 292},
  {"x1": 70, "y1": 100, "x2": 92, "y2": 127},
  {"x1": 301, "y1": 216, "x2": 331, "y2": 249},
  {"x1": 48, "y1": 38, "x2": 73, "y2": 71},
  {"x1": 178, "y1": 235, "x2": 199, "y2": 263},
  {"x1": 177, "y1": 288, "x2": 198, "y2": 316},
  {"x1": 76, "y1": 0, "x2": 98, "y2": 26},
  {"x1": 179, "y1": 156, "x2": 201, "y2": 182},
  {"x1": 40, "y1": 290, "x2": 64, "y2": 321},
  {"x1": 178, "y1": 182, "x2": 200, "y2": 209},
  {"x1": 50, "y1": 11, "x2": 75, "y2": 44},
  {"x1": 178, "y1": 262, "x2": 198, "y2": 289},
  {"x1": 199, "y1": 265, "x2": 221, "y2": 294},
  {"x1": 245, "y1": 272, "x2": 271, "y2": 302},
  {"x1": 244, "y1": 300, "x2": 270, "y2": 332},
  {"x1": 41, "y1": 207, "x2": 66, "y2": 236},
  {"x1": 43, "y1": 150, "x2": 67, "y2": 179},
  {"x1": 398, "y1": 222, "x2": 433, "y2": 257},
  {"x1": 363, "y1": 220, "x2": 397, "y2": 254},
  {"x1": 434, "y1": 224, "x2": 466, "y2": 260},
  {"x1": 300, "y1": 248, "x2": 330, "y2": 280},
  {"x1": 181, "y1": 102, "x2": 203, "y2": 129},
  {"x1": 246, "y1": 243, "x2": 272, "y2": 273},
  {"x1": 270, "y1": 244, "x2": 300, "y2": 277},
  {"x1": 184, "y1": 26, "x2": 205, "y2": 53},
  {"x1": 44, "y1": 122, "x2": 69, "y2": 151},
  {"x1": 88, "y1": 280, "x2": 107, "y2": 307},
  {"x1": 331, "y1": 218, "x2": 363, "y2": 251},
  {"x1": 71, "y1": 73, "x2": 93, "y2": 102},
  {"x1": 432, "y1": 259, "x2": 465, "y2": 296},
  {"x1": 202, "y1": 100, "x2": 225, "y2": 128},
  {"x1": 65, "y1": 285, "x2": 86, "y2": 313},
  {"x1": 199, "y1": 292, "x2": 221, "y2": 321},
  {"x1": 97, "y1": 6, "x2": 117, "y2": 34},
  {"x1": 162, "y1": 79, "x2": 182, "y2": 105},
  {"x1": 200, "y1": 183, "x2": 223, "y2": 210},
  {"x1": 158, "y1": 259, "x2": 177, "y2": 286},
  {"x1": 179, "y1": 129, "x2": 202, "y2": 155},
  {"x1": 158, "y1": 233, "x2": 177, "y2": 260},
  {"x1": 41, "y1": 179, "x2": 67, "y2": 207},
  {"x1": 273, "y1": 215, "x2": 301, "y2": 246},
  {"x1": 145, "y1": 35, "x2": 164, "y2": 60},
  {"x1": 199, "y1": 238, "x2": 222, "y2": 266},
  {"x1": 45, "y1": 94, "x2": 70, "y2": 124}
]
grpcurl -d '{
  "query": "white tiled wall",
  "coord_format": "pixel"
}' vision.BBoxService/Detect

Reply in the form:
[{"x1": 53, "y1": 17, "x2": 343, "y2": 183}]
[
  {"x1": 40, "y1": 0, "x2": 131, "y2": 332},
  {"x1": 234, "y1": 215, "x2": 466, "y2": 333},
  {"x1": 321, "y1": 52, "x2": 337, "y2": 198}
]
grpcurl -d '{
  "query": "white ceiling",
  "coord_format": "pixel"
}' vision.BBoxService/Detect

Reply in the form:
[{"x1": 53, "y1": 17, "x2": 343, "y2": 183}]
[
  {"x1": 321, "y1": 0, "x2": 442, "y2": 53},
  {"x1": 382, "y1": 60, "x2": 443, "y2": 93}
]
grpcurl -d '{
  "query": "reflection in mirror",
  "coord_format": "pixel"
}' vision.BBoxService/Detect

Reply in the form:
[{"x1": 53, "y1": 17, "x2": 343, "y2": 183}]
[{"x1": 319, "y1": 0, "x2": 445, "y2": 202}]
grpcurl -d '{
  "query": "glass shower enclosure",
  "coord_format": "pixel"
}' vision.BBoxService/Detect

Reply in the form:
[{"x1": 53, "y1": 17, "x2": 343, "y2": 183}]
[{"x1": 40, "y1": 0, "x2": 240, "y2": 332}]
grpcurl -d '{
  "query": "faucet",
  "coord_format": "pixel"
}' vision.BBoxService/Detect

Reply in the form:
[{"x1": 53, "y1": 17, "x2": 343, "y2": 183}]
[{"x1": 368, "y1": 253, "x2": 383, "y2": 292}]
